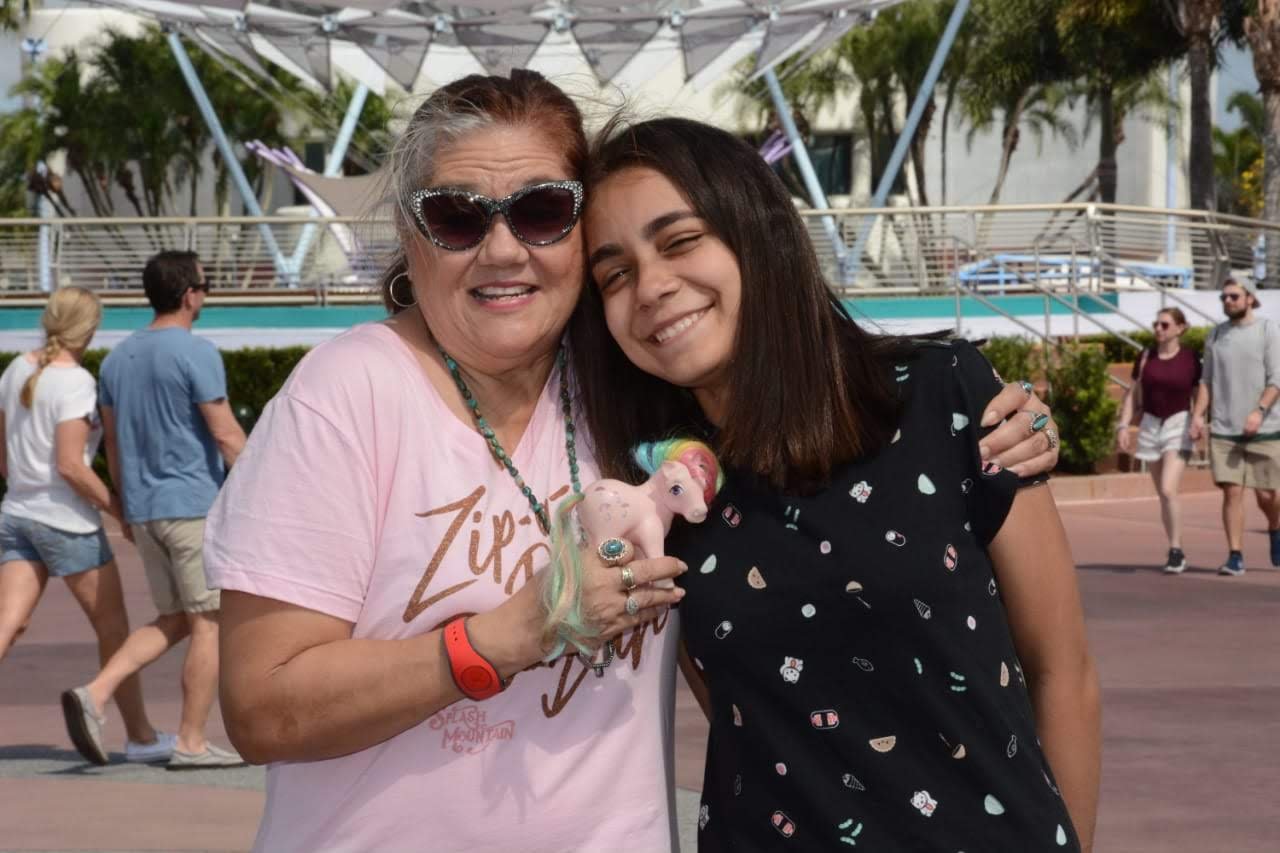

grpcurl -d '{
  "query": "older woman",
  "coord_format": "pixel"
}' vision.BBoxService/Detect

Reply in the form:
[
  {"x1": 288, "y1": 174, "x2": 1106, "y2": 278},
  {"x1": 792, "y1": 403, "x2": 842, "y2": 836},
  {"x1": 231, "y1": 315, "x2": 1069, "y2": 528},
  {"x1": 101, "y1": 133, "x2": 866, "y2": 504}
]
[{"x1": 205, "y1": 71, "x2": 1058, "y2": 852}]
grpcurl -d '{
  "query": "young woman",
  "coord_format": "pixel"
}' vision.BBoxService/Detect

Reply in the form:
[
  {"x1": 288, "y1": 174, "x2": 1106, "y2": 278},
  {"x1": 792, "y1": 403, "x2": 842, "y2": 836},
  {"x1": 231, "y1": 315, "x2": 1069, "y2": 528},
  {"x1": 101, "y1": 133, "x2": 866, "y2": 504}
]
[
  {"x1": 570, "y1": 118, "x2": 1101, "y2": 852},
  {"x1": 0, "y1": 287, "x2": 170, "y2": 764},
  {"x1": 1116, "y1": 308, "x2": 1201, "y2": 574}
]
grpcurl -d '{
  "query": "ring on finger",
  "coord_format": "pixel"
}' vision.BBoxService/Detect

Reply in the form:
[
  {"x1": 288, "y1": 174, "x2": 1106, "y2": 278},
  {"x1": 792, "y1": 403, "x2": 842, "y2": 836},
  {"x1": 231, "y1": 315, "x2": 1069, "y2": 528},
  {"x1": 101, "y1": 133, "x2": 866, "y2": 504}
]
[
  {"x1": 597, "y1": 537, "x2": 634, "y2": 567},
  {"x1": 1022, "y1": 409, "x2": 1050, "y2": 435},
  {"x1": 1045, "y1": 428, "x2": 1060, "y2": 451},
  {"x1": 620, "y1": 566, "x2": 638, "y2": 592},
  {"x1": 1018, "y1": 379, "x2": 1035, "y2": 397},
  {"x1": 624, "y1": 593, "x2": 640, "y2": 617}
]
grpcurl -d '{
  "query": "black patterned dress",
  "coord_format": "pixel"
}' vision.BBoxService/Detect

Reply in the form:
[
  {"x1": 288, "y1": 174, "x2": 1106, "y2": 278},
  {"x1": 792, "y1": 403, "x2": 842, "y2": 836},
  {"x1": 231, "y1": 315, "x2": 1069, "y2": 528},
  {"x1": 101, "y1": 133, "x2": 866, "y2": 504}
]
[{"x1": 668, "y1": 341, "x2": 1080, "y2": 852}]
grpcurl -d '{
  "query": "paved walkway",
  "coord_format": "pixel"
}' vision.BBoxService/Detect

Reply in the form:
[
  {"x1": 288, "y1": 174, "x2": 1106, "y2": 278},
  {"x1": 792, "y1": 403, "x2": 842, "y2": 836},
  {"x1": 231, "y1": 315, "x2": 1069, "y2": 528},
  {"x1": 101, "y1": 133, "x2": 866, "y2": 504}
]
[{"x1": 2, "y1": 491, "x2": 1278, "y2": 852}]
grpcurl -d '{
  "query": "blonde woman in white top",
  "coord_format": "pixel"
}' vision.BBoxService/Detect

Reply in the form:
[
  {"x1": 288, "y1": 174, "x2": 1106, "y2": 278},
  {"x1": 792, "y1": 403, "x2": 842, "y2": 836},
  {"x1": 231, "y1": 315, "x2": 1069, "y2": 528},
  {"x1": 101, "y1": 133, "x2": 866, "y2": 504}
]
[{"x1": 0, "y1": 287, "x2": 172, "y2": 764}]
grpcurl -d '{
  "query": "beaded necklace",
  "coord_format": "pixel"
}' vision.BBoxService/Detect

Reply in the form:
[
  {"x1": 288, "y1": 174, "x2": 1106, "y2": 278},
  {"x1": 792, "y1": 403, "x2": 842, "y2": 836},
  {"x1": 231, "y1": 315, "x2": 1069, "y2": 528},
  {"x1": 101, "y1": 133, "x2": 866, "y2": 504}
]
[{"x1": 437, "y1": 345, "x2": 583, "y2": 535}]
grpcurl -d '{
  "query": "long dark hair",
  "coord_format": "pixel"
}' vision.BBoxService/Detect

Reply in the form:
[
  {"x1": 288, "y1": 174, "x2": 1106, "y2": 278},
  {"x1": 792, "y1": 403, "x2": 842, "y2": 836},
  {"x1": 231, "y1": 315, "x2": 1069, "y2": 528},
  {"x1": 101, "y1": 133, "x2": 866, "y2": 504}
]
[{"x1": 570, "y1": 117, "x2": 915, "y2": 492}]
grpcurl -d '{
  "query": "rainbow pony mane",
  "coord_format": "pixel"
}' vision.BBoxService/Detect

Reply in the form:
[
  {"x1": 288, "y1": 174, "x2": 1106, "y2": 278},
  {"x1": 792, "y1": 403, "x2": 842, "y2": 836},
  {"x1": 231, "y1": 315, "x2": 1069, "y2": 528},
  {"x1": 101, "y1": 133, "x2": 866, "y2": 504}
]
[{"x1": 632, "y1": 439, "x2": 724, "y2": 505}]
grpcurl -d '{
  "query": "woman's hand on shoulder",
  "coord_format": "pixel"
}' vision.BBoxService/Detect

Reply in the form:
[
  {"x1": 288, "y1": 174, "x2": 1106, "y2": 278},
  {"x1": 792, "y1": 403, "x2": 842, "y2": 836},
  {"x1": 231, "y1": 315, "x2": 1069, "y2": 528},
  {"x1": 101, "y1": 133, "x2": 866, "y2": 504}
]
[{"x1": 978, "y1": 381, "x2": 1058, "y2": 478}]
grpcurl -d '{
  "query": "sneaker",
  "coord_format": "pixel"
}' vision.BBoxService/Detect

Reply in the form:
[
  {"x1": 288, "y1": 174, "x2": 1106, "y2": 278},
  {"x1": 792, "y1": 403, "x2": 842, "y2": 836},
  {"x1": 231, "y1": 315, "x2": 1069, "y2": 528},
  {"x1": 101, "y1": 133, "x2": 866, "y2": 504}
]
[
  {"x1": 1163, "y1": 549, "x2": 1187, "y2": 575},
  {"x1": 125, "y1": 731, "x2": 177, "y2": 764},
  {"x1": 1218, "y1": 553, "x2": 1246, "y2": 577},
  {"x1": 166, "y1": 743, "x2": 247, "y2": 771},
  {"x1": 60, "y1": 686, "x2": 108, "y2": 766},
  {"x1": 1270, "y1": 529, "x2": 1280, "y2": 567}
]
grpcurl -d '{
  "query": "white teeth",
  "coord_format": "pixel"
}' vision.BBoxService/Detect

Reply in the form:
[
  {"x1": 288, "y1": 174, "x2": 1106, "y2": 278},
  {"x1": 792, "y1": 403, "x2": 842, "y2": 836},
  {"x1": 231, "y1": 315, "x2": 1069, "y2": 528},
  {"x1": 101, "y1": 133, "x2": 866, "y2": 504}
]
[
  {"x1": 473, "y1": 284, "x2": 535, "y2": 300},
  {"x1": 653, "y1": 310, "x2": 706, "y2": 343}
]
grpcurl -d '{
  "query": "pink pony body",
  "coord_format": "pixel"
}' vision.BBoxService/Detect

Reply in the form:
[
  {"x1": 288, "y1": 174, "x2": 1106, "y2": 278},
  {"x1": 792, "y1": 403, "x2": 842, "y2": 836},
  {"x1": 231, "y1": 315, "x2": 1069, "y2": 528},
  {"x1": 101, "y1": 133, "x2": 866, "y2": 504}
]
[
  {"x1": 577, "y1": 460, "x2": 709, "y2": 567},
  {"x1": 542, "y1": 440, "x2": 723, "y2": 657}
]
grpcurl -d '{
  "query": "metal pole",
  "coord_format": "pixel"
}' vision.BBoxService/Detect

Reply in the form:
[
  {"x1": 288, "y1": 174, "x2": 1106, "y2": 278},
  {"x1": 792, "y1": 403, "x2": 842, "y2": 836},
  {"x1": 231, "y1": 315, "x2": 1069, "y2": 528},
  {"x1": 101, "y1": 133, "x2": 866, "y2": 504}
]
[
  {"x1": 287, "y1": 82, "x2": 370, "y2": 286},
  {"x1": 35, "y1": 163, "x2": 52, "y2": 292},
  {"x1": 1165, "y1": 62, "x2": 1178, "y2": 264},
  {"x1": 762, "y1": 69, "x2": 850, "y2": 283},
  {"x1": 848, "y1": 0, "x2": 970, "y2": 277},
  {"x1": 165, "y1": 28, "x2": 289, "y2": 280}
]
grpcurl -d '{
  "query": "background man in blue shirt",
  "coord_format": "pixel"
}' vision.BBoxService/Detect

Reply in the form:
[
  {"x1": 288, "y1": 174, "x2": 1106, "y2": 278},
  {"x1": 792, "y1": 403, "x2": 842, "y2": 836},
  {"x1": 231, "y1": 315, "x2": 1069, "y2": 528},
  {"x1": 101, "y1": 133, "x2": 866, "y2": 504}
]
[{"x1": 61, "y1": 251, "x2": 247, "y2": 769}]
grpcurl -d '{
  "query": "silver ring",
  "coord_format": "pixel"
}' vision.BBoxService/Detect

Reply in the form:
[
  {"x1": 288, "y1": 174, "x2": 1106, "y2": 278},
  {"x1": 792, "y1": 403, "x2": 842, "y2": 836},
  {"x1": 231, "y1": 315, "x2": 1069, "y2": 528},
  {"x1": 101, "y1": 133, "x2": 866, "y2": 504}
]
[
  {"x1": 1022, "y1": 410, "x2": 1050, "y2": 435},
  {"x1": 1018, "y1": 379, "x2": 1035, "y2": 397},
  {"x1": 597, "y1": 537, "x2": 633, "y2": 567},
  {"x1": 1045, "y1": 428, "x2": 1060, "y2": 451},
  {"x1": 624, "y1": 593, "x2": 640, "y2": 617},
  {"x1": 620, "y1": 566, "x2": 638, "y2": 591}
]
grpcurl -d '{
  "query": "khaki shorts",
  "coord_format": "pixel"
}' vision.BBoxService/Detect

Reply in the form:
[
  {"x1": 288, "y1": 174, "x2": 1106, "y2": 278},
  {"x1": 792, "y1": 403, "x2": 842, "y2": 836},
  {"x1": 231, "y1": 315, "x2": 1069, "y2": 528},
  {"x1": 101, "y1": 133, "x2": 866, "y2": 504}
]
[
  {"x1": 131, "y1": 518, "x2": 219, "y2": 615},
  {"x1": 1209, "y1": 438, "x2": 1280, "y2": 490}
]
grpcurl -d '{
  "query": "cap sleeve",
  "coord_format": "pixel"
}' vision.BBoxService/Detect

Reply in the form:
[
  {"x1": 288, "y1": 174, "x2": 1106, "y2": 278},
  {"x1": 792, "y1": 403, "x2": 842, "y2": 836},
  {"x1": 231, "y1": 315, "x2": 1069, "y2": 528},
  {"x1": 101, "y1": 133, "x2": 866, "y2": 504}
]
[{"x1": 204, "y1": 391, "x2": 377, "y2": 622}]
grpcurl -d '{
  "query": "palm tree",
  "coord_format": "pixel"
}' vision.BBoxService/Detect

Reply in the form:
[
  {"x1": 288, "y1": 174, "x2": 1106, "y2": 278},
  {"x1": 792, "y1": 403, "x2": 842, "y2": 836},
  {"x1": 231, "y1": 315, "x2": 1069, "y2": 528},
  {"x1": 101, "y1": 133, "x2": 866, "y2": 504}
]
[
  {"x1": 1246, "y1": 1, "x2": 1280, "y2": 284},
  {"x1": 1174, "y1": 0, "x2": 1225, "y2": 212},
  {"x1": 1213, "y1": 92, "x2": 1264, "y2": 214}
]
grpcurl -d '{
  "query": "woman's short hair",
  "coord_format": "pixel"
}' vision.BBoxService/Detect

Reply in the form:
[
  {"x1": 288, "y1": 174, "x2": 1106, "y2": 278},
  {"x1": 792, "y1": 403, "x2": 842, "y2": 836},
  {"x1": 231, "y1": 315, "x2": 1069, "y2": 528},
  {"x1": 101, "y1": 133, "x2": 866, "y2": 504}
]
[
  {"x1": 1157, "y1": 307, "x2": 1188, "y2": 327},
  {"x1": 22, "y1": 286, "x2": 102, "y2": 408},
  {"x1": 571, "y1": 116, "x2": 909, "y2": 490},
  {"x1": 380, "y1": 70, "x2": 587, "y2": 314}
]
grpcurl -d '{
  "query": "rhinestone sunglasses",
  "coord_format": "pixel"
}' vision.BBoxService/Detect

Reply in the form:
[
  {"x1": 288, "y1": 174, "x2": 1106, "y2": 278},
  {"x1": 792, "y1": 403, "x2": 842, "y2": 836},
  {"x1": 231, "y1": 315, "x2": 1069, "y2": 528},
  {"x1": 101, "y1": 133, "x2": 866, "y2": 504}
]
[{"x1": 408, "y1": 180, "x2": 584, "y2": 252}]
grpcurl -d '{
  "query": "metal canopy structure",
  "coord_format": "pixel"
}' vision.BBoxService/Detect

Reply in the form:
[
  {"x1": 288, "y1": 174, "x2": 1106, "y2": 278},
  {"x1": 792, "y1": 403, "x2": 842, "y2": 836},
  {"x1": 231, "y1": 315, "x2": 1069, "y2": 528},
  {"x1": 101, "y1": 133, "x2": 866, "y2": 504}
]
[{"x1": 88, "y1": 0, "x2": 905, "y2": 93}]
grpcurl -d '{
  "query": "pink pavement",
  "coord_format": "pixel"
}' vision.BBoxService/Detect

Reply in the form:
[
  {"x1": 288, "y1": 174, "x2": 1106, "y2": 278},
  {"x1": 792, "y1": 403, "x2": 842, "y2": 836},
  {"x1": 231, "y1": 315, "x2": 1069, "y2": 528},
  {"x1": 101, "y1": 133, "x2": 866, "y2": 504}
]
[{"x1": 3, "y1": 494, "x2": 1279, "y2": 852}]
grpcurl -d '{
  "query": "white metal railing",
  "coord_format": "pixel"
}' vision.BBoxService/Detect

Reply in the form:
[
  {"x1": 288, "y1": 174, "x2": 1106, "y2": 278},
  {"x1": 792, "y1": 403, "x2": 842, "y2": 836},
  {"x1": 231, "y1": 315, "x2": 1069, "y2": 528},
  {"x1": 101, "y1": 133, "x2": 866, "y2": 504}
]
[
  {"x1": 0, "y1": 203, "x2": 1274, "y2": 298},
  {"x1": 802, "y1": 202, "x2": 1276, "y2": 294}
]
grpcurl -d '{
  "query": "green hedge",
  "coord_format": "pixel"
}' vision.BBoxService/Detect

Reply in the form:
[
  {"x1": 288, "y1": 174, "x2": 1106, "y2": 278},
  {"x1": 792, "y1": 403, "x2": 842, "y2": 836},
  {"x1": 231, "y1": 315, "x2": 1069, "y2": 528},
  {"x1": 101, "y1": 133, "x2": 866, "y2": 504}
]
[
  {"x1": 979, "y1": 337, "x2": 1119, "y2": 474},
  {"x1": 1077, "y1": 325, "x2": 1213, "y2": 363},
  {"x1": 0, "y1": 347, "x2": 307, "y2": 494},
  {"x1": 0, "y1": 347, "x2": 308, "y2": 428}
]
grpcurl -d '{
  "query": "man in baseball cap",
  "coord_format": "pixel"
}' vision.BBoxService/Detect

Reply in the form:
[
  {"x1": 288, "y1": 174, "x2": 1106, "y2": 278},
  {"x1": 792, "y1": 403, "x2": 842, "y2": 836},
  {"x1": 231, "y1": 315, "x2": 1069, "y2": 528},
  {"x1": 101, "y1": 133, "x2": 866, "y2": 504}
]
[{"x1": 1190, "y1": 277, "x2": 1280, "y2": 575}]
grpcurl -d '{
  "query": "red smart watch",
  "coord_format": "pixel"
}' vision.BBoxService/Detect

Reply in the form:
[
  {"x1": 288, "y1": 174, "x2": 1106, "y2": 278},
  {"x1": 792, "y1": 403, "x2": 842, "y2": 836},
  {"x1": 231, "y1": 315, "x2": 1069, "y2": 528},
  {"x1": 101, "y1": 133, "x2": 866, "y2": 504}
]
[{"x1": 442, "y1": 617, "x2": 508, "y2": 701}]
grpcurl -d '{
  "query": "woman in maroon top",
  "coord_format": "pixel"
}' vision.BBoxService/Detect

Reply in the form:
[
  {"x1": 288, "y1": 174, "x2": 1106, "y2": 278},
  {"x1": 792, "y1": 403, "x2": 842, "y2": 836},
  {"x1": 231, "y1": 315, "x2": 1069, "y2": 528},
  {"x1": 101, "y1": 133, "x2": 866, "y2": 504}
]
[{"x1": 1116, "y1": 307, "x2": 1203, "y2": 573}]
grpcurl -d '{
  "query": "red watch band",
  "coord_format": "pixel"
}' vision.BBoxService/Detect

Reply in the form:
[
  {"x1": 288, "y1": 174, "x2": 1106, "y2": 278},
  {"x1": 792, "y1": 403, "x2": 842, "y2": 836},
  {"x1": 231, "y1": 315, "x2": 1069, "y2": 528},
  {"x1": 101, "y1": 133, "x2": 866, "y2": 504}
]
[{"x1": 442, "y1": 617, "x2": 507, "y2": 701}]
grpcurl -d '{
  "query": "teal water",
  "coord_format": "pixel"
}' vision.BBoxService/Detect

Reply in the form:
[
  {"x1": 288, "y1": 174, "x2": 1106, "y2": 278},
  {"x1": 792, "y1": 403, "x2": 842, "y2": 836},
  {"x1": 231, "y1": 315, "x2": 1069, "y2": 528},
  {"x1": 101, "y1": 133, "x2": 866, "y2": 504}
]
[{"x1": 0, "y1": 293, "x2": 1117, "y2": 331}]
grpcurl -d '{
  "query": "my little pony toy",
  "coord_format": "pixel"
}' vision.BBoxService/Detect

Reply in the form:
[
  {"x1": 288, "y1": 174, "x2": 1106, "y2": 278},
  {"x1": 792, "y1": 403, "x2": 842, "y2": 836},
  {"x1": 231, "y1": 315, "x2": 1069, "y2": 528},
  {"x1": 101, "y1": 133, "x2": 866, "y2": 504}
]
[{"x1": 542, "y1": 439, "x2": 723, "y2": 662}]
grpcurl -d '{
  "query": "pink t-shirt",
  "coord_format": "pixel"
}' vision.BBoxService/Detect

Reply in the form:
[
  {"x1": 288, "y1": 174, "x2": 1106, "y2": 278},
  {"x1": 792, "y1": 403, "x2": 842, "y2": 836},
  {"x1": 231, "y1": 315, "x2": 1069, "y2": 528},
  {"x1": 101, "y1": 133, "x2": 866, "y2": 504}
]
[{"x1": 205, "y1": 323, "x2": 679, "y2": 853}]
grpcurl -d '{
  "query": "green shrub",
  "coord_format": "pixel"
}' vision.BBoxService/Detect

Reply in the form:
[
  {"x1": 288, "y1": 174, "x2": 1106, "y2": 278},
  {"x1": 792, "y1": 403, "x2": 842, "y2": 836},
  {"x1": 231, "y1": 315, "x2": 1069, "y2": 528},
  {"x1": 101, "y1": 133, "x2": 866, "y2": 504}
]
[
  {"x1": 980, "y1": 336, "x2": 1040, "y2": 384},
  {"x1": 0, "y1": 346, "x2": 308, "y2": 495},
  {"x1": 1045, "y1": 343, "x2": 1119, "y2": 474},
  {"x1": 1078, "y1": 324, "x2": 1212, "y2": 363}
]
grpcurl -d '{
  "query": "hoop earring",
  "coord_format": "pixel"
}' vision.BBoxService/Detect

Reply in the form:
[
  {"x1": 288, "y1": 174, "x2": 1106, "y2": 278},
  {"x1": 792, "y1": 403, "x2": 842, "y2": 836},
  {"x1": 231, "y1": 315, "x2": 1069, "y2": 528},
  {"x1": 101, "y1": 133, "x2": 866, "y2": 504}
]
[{"x1": 388, "y1": 272, "x2": 416, "y2": 309}]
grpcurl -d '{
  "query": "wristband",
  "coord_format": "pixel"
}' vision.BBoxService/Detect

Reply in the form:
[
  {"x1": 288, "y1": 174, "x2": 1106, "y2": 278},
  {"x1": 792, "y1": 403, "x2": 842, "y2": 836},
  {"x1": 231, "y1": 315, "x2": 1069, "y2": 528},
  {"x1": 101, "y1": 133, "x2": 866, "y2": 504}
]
[{"x1": 442, "y1": 617, "x2": 508, "y2": 701}]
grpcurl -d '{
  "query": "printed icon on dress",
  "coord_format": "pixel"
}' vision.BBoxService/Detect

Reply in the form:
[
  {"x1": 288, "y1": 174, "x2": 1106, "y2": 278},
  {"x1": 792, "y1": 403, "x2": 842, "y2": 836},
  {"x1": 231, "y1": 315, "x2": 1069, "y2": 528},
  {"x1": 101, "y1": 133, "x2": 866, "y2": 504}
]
[
  {"x1": 721, "y1": 504, "x2": 742, "y2": 527},
  {"x1": 714, "y1": 620, "x2": 733, "y2": 639},
  {"x1": 698, "y1": 804, "x2": 710, "y2": 830},
  {"x1": 911, "y1": 790, "x2": 938, "y2": 817},
  {"x1": 771, "y1": 811, "x2": 796, "y2": 838},
  {"x1": 885, "y1": 530, "x2": 907, "y2": 547},
  {"x1": 780, "y1": 657, "x2": 804, "y2": 683},
  {"x1": 841, "y1": 772, "x2": 865, "y2": 791},
  {"x1": 810, "y1": 709, "x2": 840, "y2": 729},
  {"x1": 849, "y1": 480, "x2": 872, "y2": 503},
  {"x1": 943, "y1": 544, "x2": 958, "y2": 571}
]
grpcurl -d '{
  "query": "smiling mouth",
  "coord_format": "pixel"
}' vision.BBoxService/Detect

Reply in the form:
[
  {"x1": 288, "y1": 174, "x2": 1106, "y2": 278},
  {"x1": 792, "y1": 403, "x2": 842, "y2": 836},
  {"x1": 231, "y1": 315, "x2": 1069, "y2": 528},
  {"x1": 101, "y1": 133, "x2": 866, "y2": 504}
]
[
  {"x1": 652, "y1": 309, "x2": 707, "y2": 344},
  {"x1": 471, "y1": 284, "x2": 537, "y2": 303}
]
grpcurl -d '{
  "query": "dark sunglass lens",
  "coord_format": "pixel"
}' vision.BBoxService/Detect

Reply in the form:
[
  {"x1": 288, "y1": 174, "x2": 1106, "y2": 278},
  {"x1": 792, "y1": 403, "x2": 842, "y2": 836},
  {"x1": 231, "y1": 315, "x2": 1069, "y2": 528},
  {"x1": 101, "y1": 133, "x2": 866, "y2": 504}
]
[
  {"x1": 509, "y1": 187, "x2": 577, "y2": 243},
  {"x1": 420, "y1": 194, "x2": 488, "y2": 248}
]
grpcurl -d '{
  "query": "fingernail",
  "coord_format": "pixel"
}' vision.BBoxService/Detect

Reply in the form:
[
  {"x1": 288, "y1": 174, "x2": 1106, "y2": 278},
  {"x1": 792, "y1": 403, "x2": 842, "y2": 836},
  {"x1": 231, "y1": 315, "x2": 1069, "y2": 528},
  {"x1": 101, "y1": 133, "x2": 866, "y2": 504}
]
[
  {"x1": 675, "y1": 588, "x2": 687, "y2": 598},
  {"x1": 979, "y1": 442, "x2": 990, "y2": 460},
  {"x1": 981, "y1": 410, "x2": 998, "y2": 427},
  {"x1": 678, "y1": 561, "x2": 688, "y2": 572}
]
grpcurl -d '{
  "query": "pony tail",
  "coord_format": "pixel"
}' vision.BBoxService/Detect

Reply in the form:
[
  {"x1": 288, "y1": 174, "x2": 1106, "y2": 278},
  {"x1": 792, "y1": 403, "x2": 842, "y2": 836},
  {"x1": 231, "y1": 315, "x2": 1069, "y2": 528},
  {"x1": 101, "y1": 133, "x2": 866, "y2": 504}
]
[
  {"x1": 20, "y1": 336, "x2": 61, "y2": 409},
  {"x1": 540, "y1": 492, "x2": 599, "y2": 659}
]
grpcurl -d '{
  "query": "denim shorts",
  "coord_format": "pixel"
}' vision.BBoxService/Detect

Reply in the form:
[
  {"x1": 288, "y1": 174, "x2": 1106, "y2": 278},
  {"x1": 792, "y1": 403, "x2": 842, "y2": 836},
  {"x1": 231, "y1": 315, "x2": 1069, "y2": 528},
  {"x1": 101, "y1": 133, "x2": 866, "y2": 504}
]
[{"x1": 0, "y1": 513, "x2": 113, "y2": 577}]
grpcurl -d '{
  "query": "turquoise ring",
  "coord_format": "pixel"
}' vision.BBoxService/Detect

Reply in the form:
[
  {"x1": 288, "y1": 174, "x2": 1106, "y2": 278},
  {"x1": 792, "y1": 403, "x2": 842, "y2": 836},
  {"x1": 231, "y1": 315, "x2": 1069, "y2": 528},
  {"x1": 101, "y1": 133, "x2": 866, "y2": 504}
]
[
  {"x1": 1018, "y1": 380, "x2": 1035, "y2": 397},
  {"x1": 597, "y1": 537, "x2": 633, "y2": 567},
  {"x1": 1024, "y1": 410, "x2": 1051, "y2": 434}
]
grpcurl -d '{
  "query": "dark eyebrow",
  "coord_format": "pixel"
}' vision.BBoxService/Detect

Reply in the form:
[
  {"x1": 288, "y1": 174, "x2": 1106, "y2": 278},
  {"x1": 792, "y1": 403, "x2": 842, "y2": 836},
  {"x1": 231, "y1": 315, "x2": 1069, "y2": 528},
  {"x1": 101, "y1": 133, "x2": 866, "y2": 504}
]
[{"x1": 587, "y1": 210, "x2": 700, "y2": 269}]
